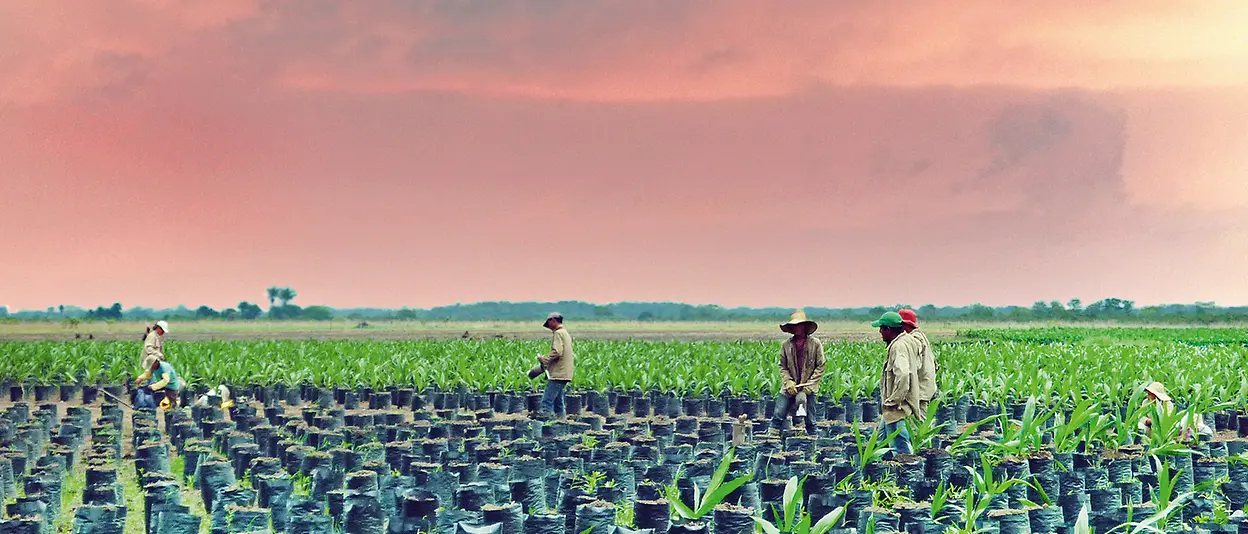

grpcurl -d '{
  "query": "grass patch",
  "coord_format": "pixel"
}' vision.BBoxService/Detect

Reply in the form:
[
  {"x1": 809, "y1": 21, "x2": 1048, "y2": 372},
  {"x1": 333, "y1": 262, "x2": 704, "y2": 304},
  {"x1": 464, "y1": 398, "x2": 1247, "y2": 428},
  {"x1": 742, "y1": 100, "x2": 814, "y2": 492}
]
[{"x1": 55, "y1": 461, "x2": 87, "y2": 534}]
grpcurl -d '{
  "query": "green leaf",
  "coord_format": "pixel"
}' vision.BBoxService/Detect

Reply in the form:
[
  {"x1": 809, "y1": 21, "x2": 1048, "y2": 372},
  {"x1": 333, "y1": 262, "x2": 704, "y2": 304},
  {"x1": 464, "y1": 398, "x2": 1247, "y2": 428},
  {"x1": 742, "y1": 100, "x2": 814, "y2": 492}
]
[
  {"x1": 810, "y1": 506, "x2": 847, "y2": 534},
  {"x1": 752, "y1": 517, "x2": 782, "y2": 534},
  {"x1": 783, "y1": 476, "x2": 801, "y2": 529}
]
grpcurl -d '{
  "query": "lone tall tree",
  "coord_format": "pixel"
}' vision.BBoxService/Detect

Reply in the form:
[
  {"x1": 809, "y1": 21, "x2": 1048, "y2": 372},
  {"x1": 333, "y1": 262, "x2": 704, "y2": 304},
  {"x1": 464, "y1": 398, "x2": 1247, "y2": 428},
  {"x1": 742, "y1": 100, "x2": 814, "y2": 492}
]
[
  {"x1": 278, "y1": 287, "x2": 297, "y2": 307},
  {"x1": 266, "y1": 287, "x2": 280, "y2": 309}
]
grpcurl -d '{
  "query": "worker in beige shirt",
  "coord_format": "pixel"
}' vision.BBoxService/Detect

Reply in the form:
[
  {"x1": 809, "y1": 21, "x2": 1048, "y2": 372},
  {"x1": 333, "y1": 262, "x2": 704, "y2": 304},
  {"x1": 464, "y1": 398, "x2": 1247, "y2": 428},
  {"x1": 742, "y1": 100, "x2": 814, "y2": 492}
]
[
  {"x1": 872, "y1": 311, "x2": 923, "y2": 455},
  {"x1": 899, "y1": 309, "x2": 938, "y2": 414},
  {"x1": 771, "y1": 310, "x2": 826, "y2": 434},
  {"x1": 139, "y1": 320, "x2": 170, "y2": 370},
  {"x1": 532, "y1": 312, "x2": 574, "y2": 417}
]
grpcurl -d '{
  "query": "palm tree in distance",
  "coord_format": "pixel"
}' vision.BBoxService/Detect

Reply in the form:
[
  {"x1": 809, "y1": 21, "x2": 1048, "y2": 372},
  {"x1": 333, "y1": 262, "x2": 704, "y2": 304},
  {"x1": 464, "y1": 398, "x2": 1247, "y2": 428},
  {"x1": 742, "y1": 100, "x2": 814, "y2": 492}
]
[
  {"x1": 266, "y1": 286, "x2": 280, "y2": 309},
  {"x1": 278, "y1": 287, "x2": 297, "y2": 307}
]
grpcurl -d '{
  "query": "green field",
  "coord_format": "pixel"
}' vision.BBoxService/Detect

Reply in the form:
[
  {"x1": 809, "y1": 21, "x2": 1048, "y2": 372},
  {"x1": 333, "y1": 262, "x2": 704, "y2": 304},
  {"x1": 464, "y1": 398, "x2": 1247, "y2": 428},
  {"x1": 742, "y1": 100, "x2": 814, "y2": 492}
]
[
  {"x1": 2, "y1": 326, "x2": 1246, "y2": 405},
  {"x1": 6, "y1": 324, "x2": 1248, "y2": 534}
]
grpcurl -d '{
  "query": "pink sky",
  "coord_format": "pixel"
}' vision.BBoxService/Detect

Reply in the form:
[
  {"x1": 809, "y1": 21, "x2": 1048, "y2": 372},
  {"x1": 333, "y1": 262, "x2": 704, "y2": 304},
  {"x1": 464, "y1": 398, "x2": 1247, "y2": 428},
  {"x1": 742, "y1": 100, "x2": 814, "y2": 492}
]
[{"x1": 2, "y1": 1, "x2": 1247, "y2": 311}]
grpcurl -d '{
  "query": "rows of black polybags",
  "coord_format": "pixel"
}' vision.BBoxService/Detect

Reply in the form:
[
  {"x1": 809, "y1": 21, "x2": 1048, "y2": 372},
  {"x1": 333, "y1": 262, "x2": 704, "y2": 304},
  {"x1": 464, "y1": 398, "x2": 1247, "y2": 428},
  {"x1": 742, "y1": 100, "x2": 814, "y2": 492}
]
[
  {"x1": 0, "y1": 399, "x2": 124, "y2": 534},
  {"x1": 144, "y1": 387, "x2": 1248, "y2": 534}
]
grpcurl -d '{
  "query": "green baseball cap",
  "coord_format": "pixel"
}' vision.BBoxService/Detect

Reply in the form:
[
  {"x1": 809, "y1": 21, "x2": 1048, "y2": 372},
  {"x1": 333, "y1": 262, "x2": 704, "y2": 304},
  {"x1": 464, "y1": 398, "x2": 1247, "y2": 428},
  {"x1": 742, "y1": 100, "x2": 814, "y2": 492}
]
[{"x1": 871, "y1": 311, "x2": 905, "y2": 328}]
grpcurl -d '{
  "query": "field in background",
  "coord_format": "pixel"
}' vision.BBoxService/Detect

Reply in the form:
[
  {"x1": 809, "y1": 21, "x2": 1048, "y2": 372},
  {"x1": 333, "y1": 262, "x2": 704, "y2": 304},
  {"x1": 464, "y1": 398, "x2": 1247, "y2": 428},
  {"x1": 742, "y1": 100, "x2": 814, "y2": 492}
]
[{"x1": 4, "y1": 318, "x2": 1245, "y2": 342}]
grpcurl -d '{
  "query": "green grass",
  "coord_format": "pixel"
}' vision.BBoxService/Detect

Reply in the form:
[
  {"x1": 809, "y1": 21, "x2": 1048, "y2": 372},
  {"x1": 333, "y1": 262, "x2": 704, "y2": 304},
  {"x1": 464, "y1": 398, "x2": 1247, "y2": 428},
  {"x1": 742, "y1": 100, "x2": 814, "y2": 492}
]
[
  {"x1": 55, "y1": 461, "x2": 87, "y2": 534},
  {"x1": 120, "y1": 461, "x2": 145, "y2": 534},
  {"x1": 4, "y1": 331, "x2": 1248, "y2": 407}
]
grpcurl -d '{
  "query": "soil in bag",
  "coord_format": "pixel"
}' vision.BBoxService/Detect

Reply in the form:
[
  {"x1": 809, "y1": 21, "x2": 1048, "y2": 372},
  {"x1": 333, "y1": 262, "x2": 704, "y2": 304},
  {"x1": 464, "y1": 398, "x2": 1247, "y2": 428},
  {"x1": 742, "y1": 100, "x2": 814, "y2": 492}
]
[
  {"x1": 667, "y1": 523, "x2": 706, "y2": 534},
  {"x1": 143, "y1": 481, "x2": 182, "y2": 534},
  {"x1": 857, "y1": 508, "x2": 899, "y2": 532},
  {"x1": 634, "y1": 499, "x2": 670, "y2": 534},
  {"x1": 197, "y1": 460, "x2": 237, "y2": 513},
  {"x1": 344, "y1": 494, "x2": 385, "y2": 534},
  {"x1": 574, "y1": 502, "x2": 615, "y2": 534},
  {"x1": 1028, "y1": 505, "x2": 1063, "y2": 534},
  {"x1": 226, "y1": 506, "x2": 270, "y2": 534},
  {"x1": 286, "y1": 514, "x2": 330, "y2": 534},
  {"x1": 712, "y1": 505, "x2": 754, "y2": 534},
  {"x1": 523, "y1": 514, "x2": 566, "y2": 534},
  {"x1": 153, "y1": 506, "x2": 198, "y2": 534},
  {"x1": 986, "y1": 509, "x2": 1030, "y2": 534},
  {"x1": 73, "y1": 504, "x2": 127, "y2": 534},
  {"x1": 508, "y1": 479, "x2": 546, "y2": 515},
  {"x1": 257, "y1": 477, "x2": 293, "y2": 528},
  {"x1": 482, "y1": 503, "x2": 523, "y2": 534}
]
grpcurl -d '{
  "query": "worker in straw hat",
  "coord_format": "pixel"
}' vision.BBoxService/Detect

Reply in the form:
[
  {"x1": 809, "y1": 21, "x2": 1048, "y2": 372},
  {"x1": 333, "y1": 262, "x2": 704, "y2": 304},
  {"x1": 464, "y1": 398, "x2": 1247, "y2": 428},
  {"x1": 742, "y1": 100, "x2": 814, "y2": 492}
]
[
  {"x1": 872, "y1": 311, "x2": 924, "y2": 455},
  {"x1": 527, "y1": 312, "x2": 574, "y2": 417},
  {"x1": 771, "y1": 310, "x2": 826, "y2": 434},
  {"x1": 1138, "y1": 381, "x2": 1213, "y2": 442},
  {"x1": 899, "y1": 309, "x2": 938, "y2": 414},
  {"x1": 134, "y1": 354, "x2": 184, "y2": 410}
]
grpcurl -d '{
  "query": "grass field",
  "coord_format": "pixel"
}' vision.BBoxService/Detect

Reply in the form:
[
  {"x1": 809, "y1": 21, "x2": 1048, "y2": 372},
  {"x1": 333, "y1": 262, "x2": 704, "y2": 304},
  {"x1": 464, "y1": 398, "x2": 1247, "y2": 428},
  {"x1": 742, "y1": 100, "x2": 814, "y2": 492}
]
[
  {"x1": 5, "y1": 318, "x2": 1244, "y2": 342},
  {"x1": 5, "y1": 323, "x2": 1248, "y2": 534}
]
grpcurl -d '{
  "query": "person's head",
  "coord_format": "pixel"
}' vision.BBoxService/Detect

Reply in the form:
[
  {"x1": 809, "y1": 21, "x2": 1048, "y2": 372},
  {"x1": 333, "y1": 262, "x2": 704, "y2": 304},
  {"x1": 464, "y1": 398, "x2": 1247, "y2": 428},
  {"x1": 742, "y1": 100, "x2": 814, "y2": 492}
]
[
  {"x1": 155, "y1": 320, "x2": 169, "y2": 336},
  {"x1": 871, "y1": 312, "x2": 907, "y2": 343},
  {"x1": 1144, "y1": 382, "x2": 1171, "y2": 403},
  {"x1": 898, "y1": 309, "x2": 919, "y2": 333},
  {"x1": 543, "y1": 312, "x2": 564, "y2": 331},
  {"x1": 150, "y1": 358, "x2": 163, "y2": 372},
  {"x1": 780, "y1": 310, "x2": 818, "y2": 339}
]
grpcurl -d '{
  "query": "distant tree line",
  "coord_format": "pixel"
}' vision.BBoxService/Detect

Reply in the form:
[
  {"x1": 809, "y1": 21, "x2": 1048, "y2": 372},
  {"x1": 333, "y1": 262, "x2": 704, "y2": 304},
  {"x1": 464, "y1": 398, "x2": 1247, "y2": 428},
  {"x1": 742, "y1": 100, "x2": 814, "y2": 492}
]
[{"x1": 3, "y1": 295, "x2": 1247, "y2": 324}]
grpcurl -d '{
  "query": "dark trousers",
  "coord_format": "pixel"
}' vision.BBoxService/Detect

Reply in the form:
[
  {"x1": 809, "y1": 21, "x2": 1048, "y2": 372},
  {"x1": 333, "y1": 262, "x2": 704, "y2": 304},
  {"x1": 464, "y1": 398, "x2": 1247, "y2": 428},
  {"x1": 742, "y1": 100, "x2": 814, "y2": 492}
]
[
  {"x1": 540, "y1": 380, "x2": 569, "y2": 417},
  {"x1": 772, "y1": 392, "x2": 817, "y2": 434}
]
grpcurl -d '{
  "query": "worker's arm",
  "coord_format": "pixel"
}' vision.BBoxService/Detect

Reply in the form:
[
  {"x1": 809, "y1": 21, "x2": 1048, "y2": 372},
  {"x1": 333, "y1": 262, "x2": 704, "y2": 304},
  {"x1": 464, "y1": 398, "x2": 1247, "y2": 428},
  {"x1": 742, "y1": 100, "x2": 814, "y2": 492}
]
[
  {"x1": 135, "y1": 369, "x2": 153, "y2": 385},
  {"x1": 779, "y1": 344, "x2": 797, "y2": 394},
  {"x1": 882, "y1": 344, "x2": 913, "y2": 408},
  {"x1": 149, "y1": 373, "x2": 171, "y2": 391},
  {"x1": 801, "y1": 340, "x2": 826, "y2": 392}
]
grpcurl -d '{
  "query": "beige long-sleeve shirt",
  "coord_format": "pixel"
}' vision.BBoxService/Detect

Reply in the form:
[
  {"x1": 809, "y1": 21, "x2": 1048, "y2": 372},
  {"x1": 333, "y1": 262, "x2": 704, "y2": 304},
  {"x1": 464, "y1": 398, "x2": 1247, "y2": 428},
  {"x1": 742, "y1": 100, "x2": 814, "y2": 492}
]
[
  {"x1": 140, "y1": 330, "x2": 164, "y2": 370},
  {"x1": 881, "y1": 331, "x2": 924, "y2": 424},
  {"x1": 780, "y1": 336, "x2": 826, "y2": 394},
  {"x1": 911, "y1": 329, "x2": 938, "y2": 402},
  {"x1": 538, "y1": 326, "x2": 574, "y2": 381}
]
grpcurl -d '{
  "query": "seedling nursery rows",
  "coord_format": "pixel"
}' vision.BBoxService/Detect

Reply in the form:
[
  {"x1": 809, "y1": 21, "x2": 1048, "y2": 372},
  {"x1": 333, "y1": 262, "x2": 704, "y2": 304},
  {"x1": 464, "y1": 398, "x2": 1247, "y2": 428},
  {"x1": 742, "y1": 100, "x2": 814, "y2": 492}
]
[{"x1": 2, "y1": 334, "x2": 1248, "y2": 534}]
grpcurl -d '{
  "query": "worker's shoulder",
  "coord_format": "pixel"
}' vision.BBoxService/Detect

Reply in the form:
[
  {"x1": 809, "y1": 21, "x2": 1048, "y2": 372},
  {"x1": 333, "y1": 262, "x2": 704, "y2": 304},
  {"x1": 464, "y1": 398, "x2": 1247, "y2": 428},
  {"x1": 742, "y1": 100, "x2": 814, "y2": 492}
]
[
  {"x1": 895, "y1": 332, "x2": 923, "y2": 352},
  {"x1": 912, "y1": 329, "x2": 931, "y2": 346}
]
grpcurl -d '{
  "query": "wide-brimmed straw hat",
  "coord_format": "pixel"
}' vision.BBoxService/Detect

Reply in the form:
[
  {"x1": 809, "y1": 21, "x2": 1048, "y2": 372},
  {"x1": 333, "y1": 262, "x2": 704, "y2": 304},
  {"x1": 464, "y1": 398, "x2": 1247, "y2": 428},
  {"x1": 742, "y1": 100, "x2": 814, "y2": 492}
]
[
  {"x1": 1144, "y1": 382, "x2": 1171, "y2": 402},
  {"x1": 780, "y1": 310, "x2": 818, "y2": 334}
]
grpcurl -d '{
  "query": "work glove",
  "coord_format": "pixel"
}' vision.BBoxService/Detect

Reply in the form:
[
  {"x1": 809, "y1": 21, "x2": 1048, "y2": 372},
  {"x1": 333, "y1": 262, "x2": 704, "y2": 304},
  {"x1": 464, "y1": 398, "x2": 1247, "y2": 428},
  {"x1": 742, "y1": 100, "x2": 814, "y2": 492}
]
[{"x1": 783, "y1": 381, "x2": 798, "y2": 397}]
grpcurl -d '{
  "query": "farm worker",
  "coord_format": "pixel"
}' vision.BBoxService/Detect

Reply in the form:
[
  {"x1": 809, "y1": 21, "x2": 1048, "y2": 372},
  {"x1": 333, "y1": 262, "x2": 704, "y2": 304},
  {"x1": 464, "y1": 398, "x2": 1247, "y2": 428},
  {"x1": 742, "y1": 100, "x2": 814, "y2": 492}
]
[
  {"x1": 771, "y1": 310, "x2": 826, "y2": 434},
  {"x1": 1138, "y1": 382, "x2": 1214, "y2": 442},
  {"x1": 899, "y1": 309, "x2": 938, "y2": 413},
  {"x1": 534, "y1": 312, "x2": 574, "y2": 417},
  {"x1": 134, "y1": 356, "x2": 183, "y2": 410},
  {"x1": 873, "y1": 311, "x2": 924, "y2": 455},
  {"x1": 140, "y1": 320, "x2": 170, "y2": 370}
]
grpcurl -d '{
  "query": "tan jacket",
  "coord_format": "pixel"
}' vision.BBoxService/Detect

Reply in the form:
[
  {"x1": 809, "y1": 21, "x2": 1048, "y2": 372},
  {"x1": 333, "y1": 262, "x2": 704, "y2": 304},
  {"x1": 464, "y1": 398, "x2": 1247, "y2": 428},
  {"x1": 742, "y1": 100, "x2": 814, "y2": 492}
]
[
  {"x1": 911, "y1": 329, "x2": 938, "y2": 401},
  {"x1": 780, "y1": 336, "x2": 826, "y2": 394},
  {"x1": 140, "y1": 331, "x2": 164, "y2": 371},
  {"x1": 881, "y1": 331, "x2": 924, "y2": 424},
  {"x1": 538, "y1": 326, "x2": 574, "y2": 381}
]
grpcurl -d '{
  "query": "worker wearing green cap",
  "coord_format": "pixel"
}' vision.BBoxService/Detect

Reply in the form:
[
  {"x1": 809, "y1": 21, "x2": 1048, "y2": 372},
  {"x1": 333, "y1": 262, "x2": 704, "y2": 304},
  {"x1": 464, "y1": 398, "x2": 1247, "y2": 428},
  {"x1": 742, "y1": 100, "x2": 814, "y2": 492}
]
[{"x1": 871, "y1": 311, "x2": 924, "y2": 455}]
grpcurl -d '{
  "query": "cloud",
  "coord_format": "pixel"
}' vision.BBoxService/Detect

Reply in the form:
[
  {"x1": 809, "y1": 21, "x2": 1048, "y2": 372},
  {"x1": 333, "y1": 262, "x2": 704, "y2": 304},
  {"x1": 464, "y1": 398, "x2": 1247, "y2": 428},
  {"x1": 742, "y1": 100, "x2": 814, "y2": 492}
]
[{"x1": 5, "y1": 0, "x2": 1247, "y2": 105}]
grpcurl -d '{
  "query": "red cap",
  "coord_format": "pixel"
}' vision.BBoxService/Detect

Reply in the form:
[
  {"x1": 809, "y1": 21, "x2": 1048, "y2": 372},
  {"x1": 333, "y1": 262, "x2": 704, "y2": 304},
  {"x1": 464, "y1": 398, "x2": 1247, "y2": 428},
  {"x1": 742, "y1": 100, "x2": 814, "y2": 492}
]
[{"x1": 898, "y1": 309, "x2": 919, "y2": 327}]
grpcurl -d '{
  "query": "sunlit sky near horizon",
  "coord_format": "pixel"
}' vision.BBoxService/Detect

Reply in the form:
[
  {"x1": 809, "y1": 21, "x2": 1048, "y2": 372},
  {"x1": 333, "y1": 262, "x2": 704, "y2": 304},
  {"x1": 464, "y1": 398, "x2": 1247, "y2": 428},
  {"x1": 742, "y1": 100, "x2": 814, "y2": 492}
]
[{"x1": 2, "y1": 1, "x2": 1247, "y2": 311}]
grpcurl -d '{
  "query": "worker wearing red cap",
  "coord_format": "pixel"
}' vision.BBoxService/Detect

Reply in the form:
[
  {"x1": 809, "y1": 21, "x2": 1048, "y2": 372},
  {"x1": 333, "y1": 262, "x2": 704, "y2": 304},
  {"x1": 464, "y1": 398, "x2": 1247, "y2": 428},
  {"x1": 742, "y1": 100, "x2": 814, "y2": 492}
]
[{"x1": 899, "y1": 309, "x2": 938, "y2": 413}]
